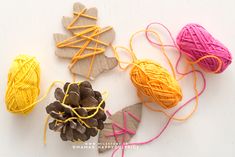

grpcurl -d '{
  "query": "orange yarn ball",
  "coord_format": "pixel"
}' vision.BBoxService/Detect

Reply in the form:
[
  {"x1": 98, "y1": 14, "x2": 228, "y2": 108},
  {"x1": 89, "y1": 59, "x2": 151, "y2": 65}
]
[{"x1": 130, "y1": 59, "x2": 182, "y2": 109}]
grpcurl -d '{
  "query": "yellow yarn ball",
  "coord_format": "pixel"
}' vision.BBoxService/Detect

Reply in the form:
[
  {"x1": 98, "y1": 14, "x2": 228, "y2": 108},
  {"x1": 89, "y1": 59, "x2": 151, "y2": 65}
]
[
  {"x1": 5, "y1": 55, "x2": 40, "y2": 114},
  {"x1": 130, "y1": 59, "x2": 182, "y2": 109}
]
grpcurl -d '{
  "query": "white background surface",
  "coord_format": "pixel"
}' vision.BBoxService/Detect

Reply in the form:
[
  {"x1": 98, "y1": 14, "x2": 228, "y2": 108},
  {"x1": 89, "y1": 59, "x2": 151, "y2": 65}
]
[{"x1": 0, "y1": 0, "x2": 235, "y2": 157}]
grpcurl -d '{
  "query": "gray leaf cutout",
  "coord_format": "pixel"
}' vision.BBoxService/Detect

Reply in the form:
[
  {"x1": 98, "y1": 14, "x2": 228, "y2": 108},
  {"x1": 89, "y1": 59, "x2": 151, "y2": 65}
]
[
  {"x1": 98, "y1": 103, "x2": 142, "y2": 153},
  {"x1": 53, "y1": 2, "x2": 117, "y2": 80}
]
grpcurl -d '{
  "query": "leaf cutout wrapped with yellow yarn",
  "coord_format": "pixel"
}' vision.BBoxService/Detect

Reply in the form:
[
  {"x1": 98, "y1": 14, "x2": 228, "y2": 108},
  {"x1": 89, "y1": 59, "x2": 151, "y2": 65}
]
[{"x1": 54, "y1": 2, "x2": 117, "y2": 80}]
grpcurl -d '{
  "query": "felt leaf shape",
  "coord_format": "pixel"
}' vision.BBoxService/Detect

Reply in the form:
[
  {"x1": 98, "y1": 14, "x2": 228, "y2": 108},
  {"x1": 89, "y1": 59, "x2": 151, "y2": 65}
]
[
  {"x1": 98, "y1": 103, "x2": 142, "y2": 153},
  {"x1": 53, "y1": 2, "x2": 117, "y2": 80}
]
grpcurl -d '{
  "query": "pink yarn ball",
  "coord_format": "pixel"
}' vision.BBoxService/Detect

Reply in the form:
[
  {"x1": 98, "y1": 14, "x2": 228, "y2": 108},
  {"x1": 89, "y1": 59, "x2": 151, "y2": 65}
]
[{"x1": 176, "y1": 23, "x2": 232, "y2": 73}]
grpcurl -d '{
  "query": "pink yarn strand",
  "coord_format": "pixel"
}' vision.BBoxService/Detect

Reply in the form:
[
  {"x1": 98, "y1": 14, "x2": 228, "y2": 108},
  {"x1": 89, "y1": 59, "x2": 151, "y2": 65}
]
[
  {"x1": 110, "y1": 23, "x2": 207, "y2": 157},
  {"x1": 111, "y1": 72, "x2": 206, "y2": 156},
  {"x1": 146, "y1": 22, "x2": 178, "y2": 48},
  {"x1": 106, "y1": 111, "x2": 142, "y2": 157}
]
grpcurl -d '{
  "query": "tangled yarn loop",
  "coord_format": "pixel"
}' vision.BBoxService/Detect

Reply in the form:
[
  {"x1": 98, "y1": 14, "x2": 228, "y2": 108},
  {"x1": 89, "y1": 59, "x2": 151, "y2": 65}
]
[
  {"x1": 130, "y1": 59, "x2": 182, "y2": 109},
  {"x1": 5, "y1": 55, "x2": 40, "y2": 114},
  {"x1": 176, "y1": 23, "x2": 232, "y2": 73}
]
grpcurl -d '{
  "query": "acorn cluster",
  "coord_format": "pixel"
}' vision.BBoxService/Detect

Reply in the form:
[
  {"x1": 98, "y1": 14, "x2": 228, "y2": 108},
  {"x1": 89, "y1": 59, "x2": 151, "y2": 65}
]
[{"x1": 46, "y1": 81, "x2": 106, "y2": 142}]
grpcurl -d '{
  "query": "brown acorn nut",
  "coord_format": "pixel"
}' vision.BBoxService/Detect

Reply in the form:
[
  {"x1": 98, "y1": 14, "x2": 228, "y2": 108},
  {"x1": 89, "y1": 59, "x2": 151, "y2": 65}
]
[{"x1": 46, "y1": 81, "x2": 106, "y2": 142}]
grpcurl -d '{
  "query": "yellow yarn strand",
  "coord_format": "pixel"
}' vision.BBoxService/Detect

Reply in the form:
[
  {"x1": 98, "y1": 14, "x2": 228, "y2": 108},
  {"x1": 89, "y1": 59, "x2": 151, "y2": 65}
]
[
  {"x1": 56, "y1": 8, "x2": 113, "y2": 79},
  {"x1": 5, "y1": 55, "x2": 67, "y2": 115},
  {"x1": 5, "y1": 55, "x2": 109, "y2": 144},
  {"x1": 43, "y1": 86, "x2": 108, "y2": 145}
]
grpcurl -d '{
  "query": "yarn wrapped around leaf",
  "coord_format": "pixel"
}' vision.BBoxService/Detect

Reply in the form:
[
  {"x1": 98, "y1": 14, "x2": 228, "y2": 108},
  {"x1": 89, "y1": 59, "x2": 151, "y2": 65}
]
[
  {"x1": 130, "y1": 59, "x2": 182, "y2": 109},
  {"x1": 176, "y1": 23, "x2": 232, "y2": 73},
  {"x1": 5, "y1": 55, "x2": 40, "y2": 114}
]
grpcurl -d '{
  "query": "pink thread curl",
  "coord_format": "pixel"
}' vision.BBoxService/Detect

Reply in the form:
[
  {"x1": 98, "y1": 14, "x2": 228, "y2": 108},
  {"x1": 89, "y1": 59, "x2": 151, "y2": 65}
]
[{"x1": 110, "y1": 22, "x2": 210, "y2": 157}]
